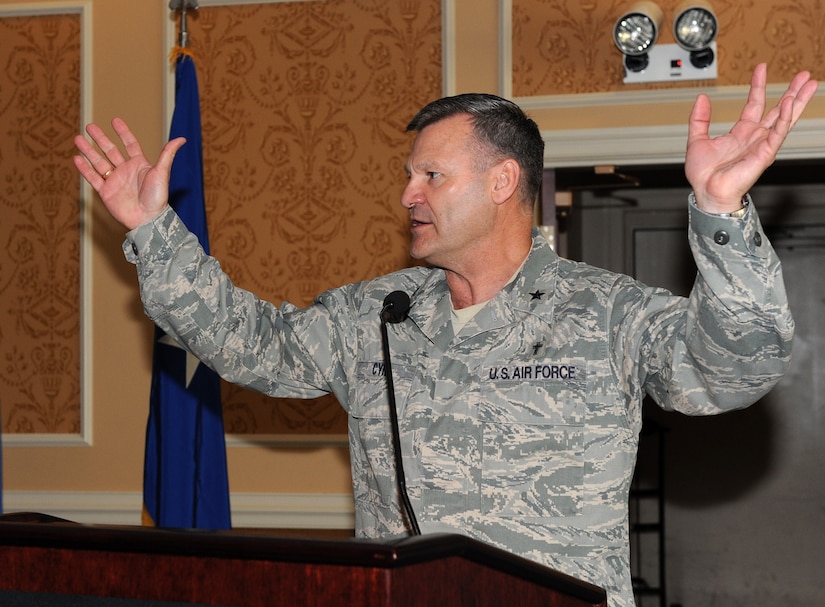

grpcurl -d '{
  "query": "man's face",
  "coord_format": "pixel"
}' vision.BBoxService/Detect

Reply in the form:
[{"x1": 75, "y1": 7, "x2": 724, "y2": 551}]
[{"x1": 401, "y1": 114, "x2": 495, "y2": 269}]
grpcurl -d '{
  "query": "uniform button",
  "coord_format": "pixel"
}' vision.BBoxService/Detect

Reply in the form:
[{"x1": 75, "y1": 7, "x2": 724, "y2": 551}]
[
  {"x1": 713, "y1": 230, "x2": 730, "y2": 245},
  {"x1": 754, "y1": 232, "x2": 763, "y2": 246}
]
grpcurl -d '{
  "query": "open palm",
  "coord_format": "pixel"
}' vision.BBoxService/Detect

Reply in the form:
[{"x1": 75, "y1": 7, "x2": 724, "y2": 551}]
[
  {"x1": 685, "y1": 64, "x2": 818, "y2": 214},
  {"x1": 74, "y1": 117, "x2": 186, "y2": 230}
]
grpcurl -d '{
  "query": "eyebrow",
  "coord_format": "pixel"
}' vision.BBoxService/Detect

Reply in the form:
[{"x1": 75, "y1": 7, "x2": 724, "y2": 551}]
[{"x1": 405, "y1": 159, "x2": 438, "y2": 175}]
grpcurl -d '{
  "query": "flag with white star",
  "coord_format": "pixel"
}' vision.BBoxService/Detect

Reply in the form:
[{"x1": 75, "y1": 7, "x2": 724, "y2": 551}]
[{"x1": 142, "y1": 51, "x2": 231, "y2": 530}]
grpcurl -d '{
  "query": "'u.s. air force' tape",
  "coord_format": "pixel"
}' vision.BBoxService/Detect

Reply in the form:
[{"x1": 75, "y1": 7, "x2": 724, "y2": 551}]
[{"x1": 486, "y1": 363, "x2": 583, "y2": 382}]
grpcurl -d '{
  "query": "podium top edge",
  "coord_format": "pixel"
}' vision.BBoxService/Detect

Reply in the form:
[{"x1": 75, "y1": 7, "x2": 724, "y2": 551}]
[{"x1": 0, "y1": 514, "x2": 606, "y2": 604}]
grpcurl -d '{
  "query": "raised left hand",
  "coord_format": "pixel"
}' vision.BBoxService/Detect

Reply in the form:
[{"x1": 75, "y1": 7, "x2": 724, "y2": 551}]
[{"x1": 685, "y1": 63, "x2": 818, "y2": 214}]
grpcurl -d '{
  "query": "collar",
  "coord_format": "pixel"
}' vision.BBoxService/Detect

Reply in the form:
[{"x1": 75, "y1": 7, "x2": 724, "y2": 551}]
[{"x1": 405, "y1": 229, "x2": 559, "y2": 347}]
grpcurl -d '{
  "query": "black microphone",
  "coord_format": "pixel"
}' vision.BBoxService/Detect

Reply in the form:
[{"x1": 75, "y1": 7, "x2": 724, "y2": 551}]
[
  {"x1": 379, "y1": 291, "x2": 420, "y2": 535},
  {"x1": 380, "y1": 290, "x2": 410, "y2": 324}
]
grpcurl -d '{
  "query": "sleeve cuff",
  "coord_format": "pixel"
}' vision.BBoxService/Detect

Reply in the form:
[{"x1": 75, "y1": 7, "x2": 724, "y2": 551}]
[
  {"x1": 122, "y1": 206, "x2": 186, "y2": 264},
  {"x1": 688, "y1": 193, "x2": 769, "y2": 259}
]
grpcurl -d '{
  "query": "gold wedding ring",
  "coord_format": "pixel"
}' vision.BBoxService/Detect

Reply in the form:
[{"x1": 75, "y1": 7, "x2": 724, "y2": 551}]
[{"x1": 102, "y1": 168, "x2": 114, "y2": 180}]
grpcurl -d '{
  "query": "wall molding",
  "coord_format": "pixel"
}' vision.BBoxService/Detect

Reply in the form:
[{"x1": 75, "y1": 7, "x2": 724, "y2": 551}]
[
  {"x1": 543, "y1": 117, "x2": 825, "y2": 168},
  {"x1": 3, "y1": 490, "x2": 356, "y2": 529},
  {"x1": 225, "y1": 433, "x2": 347, "y2": 447},
  {"x1": 442, "y1": 0, "x2": 456, "y2": 97},
  {"x1": 1, "y1": 433, "x2": 92, "y2": 448},
  {"x1": 0, "y1": 1, "x2": 94, "y2": 447}
]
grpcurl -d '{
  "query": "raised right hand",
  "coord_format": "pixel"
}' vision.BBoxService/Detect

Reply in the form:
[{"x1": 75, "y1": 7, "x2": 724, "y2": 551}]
[{"x1": 74, "y1": 117, "x2": 186, "y2": 230}]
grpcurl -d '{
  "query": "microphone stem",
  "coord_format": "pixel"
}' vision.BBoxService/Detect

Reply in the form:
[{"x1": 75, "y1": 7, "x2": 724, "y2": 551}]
[{"x1": 380, "y1": 320, "x2": 421, "y2": 536}]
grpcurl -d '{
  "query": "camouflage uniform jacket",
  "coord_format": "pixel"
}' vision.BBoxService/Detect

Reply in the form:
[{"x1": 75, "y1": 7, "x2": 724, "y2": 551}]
[{"x1": 124, "y1": 194, "x2": 792, "y2": 607}]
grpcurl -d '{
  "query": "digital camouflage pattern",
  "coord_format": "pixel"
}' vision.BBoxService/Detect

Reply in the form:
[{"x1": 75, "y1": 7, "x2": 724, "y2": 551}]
[{"x1": 124, "y1": 194, "x2": 792, "y2": 607}]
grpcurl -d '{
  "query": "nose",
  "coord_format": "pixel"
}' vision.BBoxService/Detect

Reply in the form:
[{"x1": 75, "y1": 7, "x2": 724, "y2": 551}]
[{"x1": 401, "y1": 179, "x2": 421, "y2": 209}]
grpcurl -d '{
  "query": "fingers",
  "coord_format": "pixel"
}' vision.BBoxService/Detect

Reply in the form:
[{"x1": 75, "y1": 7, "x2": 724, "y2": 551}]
[
  {"x1": 765, "y1": 95, "x2": 796, "y2": 152},
  {"x1": 786, "y1": 74, "x2": 818, "y2": 125},
  {"x1": 737, "y1": 63, "x2": 768, "y2": 125},
  {"x1": 111, "y1": 117, "x2": 146, "y2": 164},
  {"x1": 87, "y1": 122, "x2": 125, "y2": 166},
  {"x1": 74, "y1": 118, "x2": 137, "y2": 184},
  {"x1": 158, "y1": 137, "x2": 188, "y2": 175},
  {"x1": 762, "y1": 70, "x2": 817, "y2": 130},
  {"x1": 756, "y1": 70, "x2": 817, "y2": 156},
  {"x1": 74, "y1": 125, "x2": 116, "y2": 181},
  {"x1": 766, "y1": 78, "x2": 818, "y2": 151},
  {"x1": 686, "y1": 92, "x2": 712, "y2": 148},
  {"x1": 72, "y1": 148, "x2": 105, "y2": 189},
  {"x1": 75, "y1": 116, "x2": 186, "y2": 171}
]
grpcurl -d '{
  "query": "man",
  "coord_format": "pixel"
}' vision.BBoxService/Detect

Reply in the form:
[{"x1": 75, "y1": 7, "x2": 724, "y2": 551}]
[{"x1": 74, "y1": 64, "x2": 816, "y2": 607}]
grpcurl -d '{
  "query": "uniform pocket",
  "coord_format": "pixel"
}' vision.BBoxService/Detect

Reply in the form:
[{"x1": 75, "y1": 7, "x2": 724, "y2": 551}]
[
  {"x1": 478, "y1": 369, "x2": 586, "y2": 519},
  {"x1": 350, "y1": 361, "x2": 415, "y2": 509},
  {"x1": 482, "y1": 422, "x2": 583, "y2": 517}
]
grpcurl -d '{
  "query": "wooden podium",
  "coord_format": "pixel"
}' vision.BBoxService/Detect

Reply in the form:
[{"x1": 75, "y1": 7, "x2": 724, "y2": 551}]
[{"x1": 0, "y1": 513, "x2": 606, "y2": 606}]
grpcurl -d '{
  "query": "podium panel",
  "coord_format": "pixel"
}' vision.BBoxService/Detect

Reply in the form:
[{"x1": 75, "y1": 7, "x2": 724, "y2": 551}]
[{"x1": 0, "y1": 514, "x2": 606, "y2": 607}]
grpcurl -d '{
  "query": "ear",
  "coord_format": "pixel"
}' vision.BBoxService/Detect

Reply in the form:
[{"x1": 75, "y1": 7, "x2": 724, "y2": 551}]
[{"x1": 490, "y1": 159, "x2": 520, "y2": 205}]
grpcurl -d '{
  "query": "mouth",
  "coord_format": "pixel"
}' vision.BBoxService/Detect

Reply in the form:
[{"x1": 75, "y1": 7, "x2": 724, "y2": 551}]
[{"x1": 410, "y1": 215, "x2": 431, "y2": 229}]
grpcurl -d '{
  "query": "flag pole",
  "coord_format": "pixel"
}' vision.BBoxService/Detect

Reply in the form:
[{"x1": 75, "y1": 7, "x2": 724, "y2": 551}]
[
  {"x1": 142, "y1": 0, "x2": 231, "y2": 531},
  {"x1": 169, "y1": 0, "x2": 198, "y2": 49}
]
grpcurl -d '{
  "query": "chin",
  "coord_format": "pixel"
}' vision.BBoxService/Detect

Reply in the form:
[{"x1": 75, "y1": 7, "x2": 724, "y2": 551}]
[{"x1": 408, "y1": 242, "x2": 429, "y2": 262}]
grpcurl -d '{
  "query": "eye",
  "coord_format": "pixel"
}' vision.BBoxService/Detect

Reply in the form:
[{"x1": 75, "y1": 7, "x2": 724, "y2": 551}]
[{"x1": 427, "y1": 171, "x2": 441, "y2": 180}]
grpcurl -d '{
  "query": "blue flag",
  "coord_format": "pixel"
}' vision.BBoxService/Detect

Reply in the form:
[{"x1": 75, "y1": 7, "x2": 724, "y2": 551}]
[{"x1": 142, "y1": 52, "x2": 231, "y2": 530}]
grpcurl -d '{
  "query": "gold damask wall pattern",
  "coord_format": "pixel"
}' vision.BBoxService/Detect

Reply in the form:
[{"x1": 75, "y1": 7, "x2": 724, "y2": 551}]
[
  {"x1": 0, "y1": 14, "x2": 81, "y2": 434},
  {"x1": 186, "y1": 0, "x2": 442, "y2": 435},
  {"x1": 512, "y1": 0, "x2": 825, "y2": 96}
]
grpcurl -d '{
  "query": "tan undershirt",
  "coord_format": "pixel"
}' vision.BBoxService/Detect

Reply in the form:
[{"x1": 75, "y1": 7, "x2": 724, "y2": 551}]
[{"x1": 449, "y1": 257, "x2": 527, "y2": 333}]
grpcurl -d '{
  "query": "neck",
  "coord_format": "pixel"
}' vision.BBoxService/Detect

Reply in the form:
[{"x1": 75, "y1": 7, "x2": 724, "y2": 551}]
[{"x1": 445, "y1": 231, "x2": 532, "y2": 309}]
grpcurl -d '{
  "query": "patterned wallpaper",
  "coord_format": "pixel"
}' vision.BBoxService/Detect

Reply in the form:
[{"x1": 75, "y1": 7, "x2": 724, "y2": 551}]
[
  {"x1": 0, "y1": 14, "x2": 81, "y2": 435},
  {"x1": 511, "y1": 0, "x2": 825, "y2": 96},
  {"x1": 186, "y1": 0, "x2": 442, "y2": 435},
  {"x1": 6, "y1": 0, "x2": 821, "y2": 437}
]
